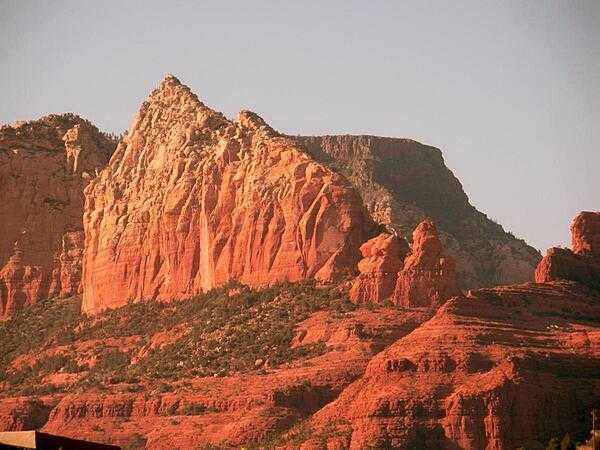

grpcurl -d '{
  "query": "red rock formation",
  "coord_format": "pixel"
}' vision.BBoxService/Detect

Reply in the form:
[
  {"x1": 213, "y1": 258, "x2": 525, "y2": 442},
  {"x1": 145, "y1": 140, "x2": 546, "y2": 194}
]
[
  {"x1": 305, "y1": 281, "x2": 600, "y2": 450},
  {"x1": 0, "y1": 305, "x2": 431, "y2": 448},
  {"x1": 82, "y1": 76, "x2": 373, "y2": 314},
  {"x1": 295, "y1": 135, "x2": 541, "y2": 289},
  {"x1": 571, "y1": 211, "x2": 600, "y2": 256},
  {"x1": 393, "y1": 219, "x2": 461, "y2": 307},
  {"x1": 0, "y1": 115, "x2": 114, "y2": 318},
  {"x1": 349, "y1": 233, "x2": 408, "y2": 304},
  {"x1": 350, "y1": 220, "x2": 460, "y2": 307},
  {"x1": 535, "y1": 211, "x2": 600, "y2": 291},
  {"x1": 298, "y1": 213, "x2": 600, "y2": 449}
]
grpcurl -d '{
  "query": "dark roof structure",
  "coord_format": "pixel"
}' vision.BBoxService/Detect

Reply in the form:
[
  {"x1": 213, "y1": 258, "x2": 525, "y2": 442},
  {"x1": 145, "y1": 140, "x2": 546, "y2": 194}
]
[{"x1": 0, "y1": 431, "x2": 120, "y2": 450}]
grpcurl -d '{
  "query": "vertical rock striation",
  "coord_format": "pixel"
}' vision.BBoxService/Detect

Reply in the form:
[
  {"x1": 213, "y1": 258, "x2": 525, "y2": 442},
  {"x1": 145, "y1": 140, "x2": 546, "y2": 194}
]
[
  {"x1": 349, "y1": 233, "x2": 408, "y2": 304},
  {"x1": 0, "y1": 115, "x2": 115, "y2": 318},
  {"x1": 392, "y1": 219, "x2": 461, "y2": 307},
  {"x1": 82, "y1": 75, "x2": 374, "y2": 314}
]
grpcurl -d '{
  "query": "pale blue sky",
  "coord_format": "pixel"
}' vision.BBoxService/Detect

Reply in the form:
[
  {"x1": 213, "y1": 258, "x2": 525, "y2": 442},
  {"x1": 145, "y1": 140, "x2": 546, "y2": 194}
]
[{"x1": 1, "y1": 1, "x2": 598, "y2": 251}]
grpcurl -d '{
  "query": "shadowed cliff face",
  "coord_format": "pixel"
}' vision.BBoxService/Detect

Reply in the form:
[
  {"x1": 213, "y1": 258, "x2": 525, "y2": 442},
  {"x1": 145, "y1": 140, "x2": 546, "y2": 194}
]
[
  {"x1": 82, "y1": 76, "x2": 374, "y2": 315},
  {"x1": 0, "y1": 114, "x2": 115, "y2": 318},
  {"x1": 294, "y1": 135, "x2": 541, "y2": 289}
]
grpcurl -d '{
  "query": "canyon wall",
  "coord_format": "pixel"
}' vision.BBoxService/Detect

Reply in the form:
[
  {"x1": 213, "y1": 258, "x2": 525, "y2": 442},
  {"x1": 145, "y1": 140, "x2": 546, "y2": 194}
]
[{"x1": 0, "y1": 115, "x2": 114, "y2": 318}]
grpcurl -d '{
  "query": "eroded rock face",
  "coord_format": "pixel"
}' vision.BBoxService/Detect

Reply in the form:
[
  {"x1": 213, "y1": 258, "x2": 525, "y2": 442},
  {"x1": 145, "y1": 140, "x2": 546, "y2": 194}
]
[
  {"x1": 535, "y1": 211, "x2": 600, "y2": 291},
  {"x1": 295, "y1": 135, "x2": 541, "y2": 289},
  {"x1": 571, "y1": 211, "x2": 600, "y2": 256},
  {"x1": 300, "y1": 214, "x2": 600, "y2": 449},
  {"x1": 0, "y1": 115, "x2": 114, "y2": 318},
  {"x1": 392, "y1": 219, "x2": 461, "y2": 307},
  {"x1": 305, "y1": 281, "x2": 600, "y2": 450},
  {"x1": 350, "y1": 220, "x2": 460, "y2": 307},
  {"x1": 82, "y1": 76, "x2": 373, "y2": 314},
  {"x1": 349, "y1": 233, "x2": 408, "y2": 304}
]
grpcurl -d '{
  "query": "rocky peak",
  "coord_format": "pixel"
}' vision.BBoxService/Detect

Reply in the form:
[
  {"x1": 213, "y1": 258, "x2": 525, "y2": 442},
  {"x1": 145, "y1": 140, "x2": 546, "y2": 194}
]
[
  {"x1": 407, "y1": 219, "x2": 444, "y2": 266},
  {"x1": 393, "y1": 219, "x2": 461, "y2": 307},
  {"x1": 350, "y1": 220, "x2": 460, "y2": 307},
  {"x1": 349, "y1": 233, "x2": 408, "y2": 304},
  {"x1": 82, "y1": 76, "x2": 373, "y2": 314},
  {"x1": 571, "y1": 211, "x2": 600, "y2": 257}
]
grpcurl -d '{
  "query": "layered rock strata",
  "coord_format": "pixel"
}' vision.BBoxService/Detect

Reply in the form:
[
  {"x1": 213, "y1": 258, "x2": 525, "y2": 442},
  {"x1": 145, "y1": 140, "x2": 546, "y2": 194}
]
[{"x1": 0, "y1": 115, "x2": 114, "y2": 318}]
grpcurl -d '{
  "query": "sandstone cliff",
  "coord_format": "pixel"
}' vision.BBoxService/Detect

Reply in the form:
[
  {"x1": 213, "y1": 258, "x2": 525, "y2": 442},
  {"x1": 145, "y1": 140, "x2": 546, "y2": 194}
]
[
  {"x1": 295, "y1": 135, "x2": 541, "y2": 289},
  {"x1": 0, "y1": 114, "x2": 115, "y2": 318},
  {"x1": 82, "y1": 76, "x2": 374, "y2": 314}
]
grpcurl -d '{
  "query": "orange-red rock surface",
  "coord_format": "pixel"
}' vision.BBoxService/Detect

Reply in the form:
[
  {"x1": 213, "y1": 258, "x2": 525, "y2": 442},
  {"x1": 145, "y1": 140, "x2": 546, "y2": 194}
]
[
  {"x1": 349, "y1": 233, "x2": 408, "y2": 304},
  {"x1": 82, "y1": 76, "x2": 373, "y2": 314},
  {"x1": 297, "y1": 213, "x2": 600, "y2": 450},
  {"x1": 0, "y1": 115, "x2": 114, "y2": 318},
  {"x1": 392, "y1": 219, "x2": 461, "y2": 307},
  {"x1": 305, "y1": 281, "x2": 600, "y2": 450},
  {"x1": 571, "y1": 211, "x2": 600, "y2": 256},
  {"x1": 350, "y1": 220, "x2": 460, "y2": 307},
  {"x1": 295, "y1": 135, "x2": 541, "y2": 289},
  {"x1": 536, "y1": 211, "x2": 600, "y2": 291},
  {"x1": 0, "y1": 306, "x2": 431, "y2": 449}
]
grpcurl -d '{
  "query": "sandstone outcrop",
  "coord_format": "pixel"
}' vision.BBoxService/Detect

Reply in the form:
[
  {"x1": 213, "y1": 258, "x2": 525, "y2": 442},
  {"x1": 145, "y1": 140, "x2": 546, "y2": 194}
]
[
  {"x1": 535, "y1": 211, "x2": 600, "y2": 291},
  {"x1": 350, "y1": 220, "x2": 460, "y2": 307},
  {"x1": 392, "y1": 219, "x2": 461, "y2": 307},
  {"x1": 571, "y1": 211, "x2": 600, "y2": 256},
  {"x1": 295, "y1": 135, "x2": 541, "y2": 289},
  {"x1": 0, "y1": 115, "x2": 115, "y2": 318},
  {"x1": 349, "y1": 233, "x2": 408, "y2": 304},
  {"x1": 305, "y1": 280, "x2": 600, "y2": 450},
  {"x1": 298, "y1": 213, "x2": 600, "y2": 449},
  {"x1": 82, "y1": 76, "x2": 373, "y2": 314}
]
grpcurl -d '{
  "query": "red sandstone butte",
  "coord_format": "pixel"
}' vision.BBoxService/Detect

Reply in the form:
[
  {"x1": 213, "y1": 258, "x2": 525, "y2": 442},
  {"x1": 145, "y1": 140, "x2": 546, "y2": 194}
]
[
  {"x1": 82, "y1": 75, "x2": 374, "y2": 314},
  {"x1": 349, "y1": 233, "x2": 408, "y2": 304},
  {"x1": 0, "y1": 115, "x2": 114, "y2": 318},
  {"x1": 535, "y1": 211, "x2": 600, "y2": 290}
]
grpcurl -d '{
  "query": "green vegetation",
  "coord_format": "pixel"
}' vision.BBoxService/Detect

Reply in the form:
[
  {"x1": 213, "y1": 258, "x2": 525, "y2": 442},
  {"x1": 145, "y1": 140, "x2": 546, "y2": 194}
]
[{"x1": 0, "y1": 281, "x2": 356, "y2": 396}]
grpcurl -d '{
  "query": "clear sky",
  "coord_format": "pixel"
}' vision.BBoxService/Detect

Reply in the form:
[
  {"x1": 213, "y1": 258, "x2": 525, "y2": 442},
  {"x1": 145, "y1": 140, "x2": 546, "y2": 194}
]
[{"x1": 1, "y1": 1, "x2": 598, "y2": 252}]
